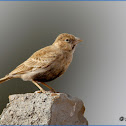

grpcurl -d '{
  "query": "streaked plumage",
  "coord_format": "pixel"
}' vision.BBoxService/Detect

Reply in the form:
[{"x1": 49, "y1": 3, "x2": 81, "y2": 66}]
[{"x1": 0, "y1": 33, "x2": 82, "y2": 93}]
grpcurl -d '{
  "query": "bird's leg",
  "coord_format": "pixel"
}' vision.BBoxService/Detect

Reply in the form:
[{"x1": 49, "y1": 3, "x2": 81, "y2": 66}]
[
  {"x1": 32, "y1": 80, "x2": 46, "y2": 93},
  {"x1": 39, "y1": 82, "x2": 56, "y2": 93}
]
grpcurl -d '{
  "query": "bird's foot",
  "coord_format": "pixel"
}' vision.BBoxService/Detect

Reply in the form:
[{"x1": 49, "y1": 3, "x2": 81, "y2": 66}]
[
  {"x1": 35, "y1": 90, "x2": 46, "y2": 93},
  {"x1": 35, "y1": 90, "x2": 56, "y2": 94}
]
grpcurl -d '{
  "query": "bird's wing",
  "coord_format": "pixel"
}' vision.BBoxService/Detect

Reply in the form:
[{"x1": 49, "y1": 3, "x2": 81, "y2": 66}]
[{"x1": 10, "y1": 46, "x2": 61, "y2": 75}]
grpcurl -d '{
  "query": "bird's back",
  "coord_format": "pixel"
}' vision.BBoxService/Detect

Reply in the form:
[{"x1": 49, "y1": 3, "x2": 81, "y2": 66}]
[{"x1": 9, "y1": 45, "x2": 73, "y2": 82}]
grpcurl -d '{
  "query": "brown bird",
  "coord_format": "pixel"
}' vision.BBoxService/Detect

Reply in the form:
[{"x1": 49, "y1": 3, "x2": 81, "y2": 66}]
[{"x1": 0, "y1": 33, "x2": 82, "y2": 93}]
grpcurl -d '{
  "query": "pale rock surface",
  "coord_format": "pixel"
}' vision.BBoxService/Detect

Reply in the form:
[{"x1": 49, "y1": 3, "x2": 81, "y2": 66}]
[{"x1": 0, "y1": 92, "x2": 88, "y2": 125}]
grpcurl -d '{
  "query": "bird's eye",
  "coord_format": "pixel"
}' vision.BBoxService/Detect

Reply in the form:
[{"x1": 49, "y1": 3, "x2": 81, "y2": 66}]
[{"x1": 65, "y1": 39, "x2": 69, "y2": 42}]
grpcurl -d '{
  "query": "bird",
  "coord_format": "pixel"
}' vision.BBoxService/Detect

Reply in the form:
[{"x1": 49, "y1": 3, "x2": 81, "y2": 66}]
[{"x1": 0, "y1": 33, "x2": 82, "y2": 93}]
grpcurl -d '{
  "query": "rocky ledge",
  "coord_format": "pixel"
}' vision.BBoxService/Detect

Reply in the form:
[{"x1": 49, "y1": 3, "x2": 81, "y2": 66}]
[{"x1": 0, "y1": 92, "x2": 88, "y2": 125}]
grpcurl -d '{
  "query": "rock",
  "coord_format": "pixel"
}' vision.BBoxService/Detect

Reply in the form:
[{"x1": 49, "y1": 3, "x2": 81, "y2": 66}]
[{"x1": 0, "y1": 92, "x2": 88, "y2": 125}]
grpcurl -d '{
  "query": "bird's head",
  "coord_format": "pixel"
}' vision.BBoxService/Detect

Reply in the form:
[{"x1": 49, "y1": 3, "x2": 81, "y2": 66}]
[{"x1": 53, "y1": 33, "x2": 82, "y2": 51}]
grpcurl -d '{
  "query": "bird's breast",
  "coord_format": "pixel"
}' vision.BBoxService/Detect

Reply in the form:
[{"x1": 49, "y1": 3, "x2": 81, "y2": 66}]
[{"x1": 33, "y1": 52, "x2": 73, "y2": 82}]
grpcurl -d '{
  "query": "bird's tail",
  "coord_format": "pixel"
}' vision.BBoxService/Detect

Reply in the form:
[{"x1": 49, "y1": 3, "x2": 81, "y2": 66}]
[{"x1": 0, "y1": 75, "x2": 12, "y2": 84}]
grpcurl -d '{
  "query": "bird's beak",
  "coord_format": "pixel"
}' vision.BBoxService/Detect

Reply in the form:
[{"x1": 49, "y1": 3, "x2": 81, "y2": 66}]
[{"x1": 75, "y1": 37, "x2": 83, "y2": 44}]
